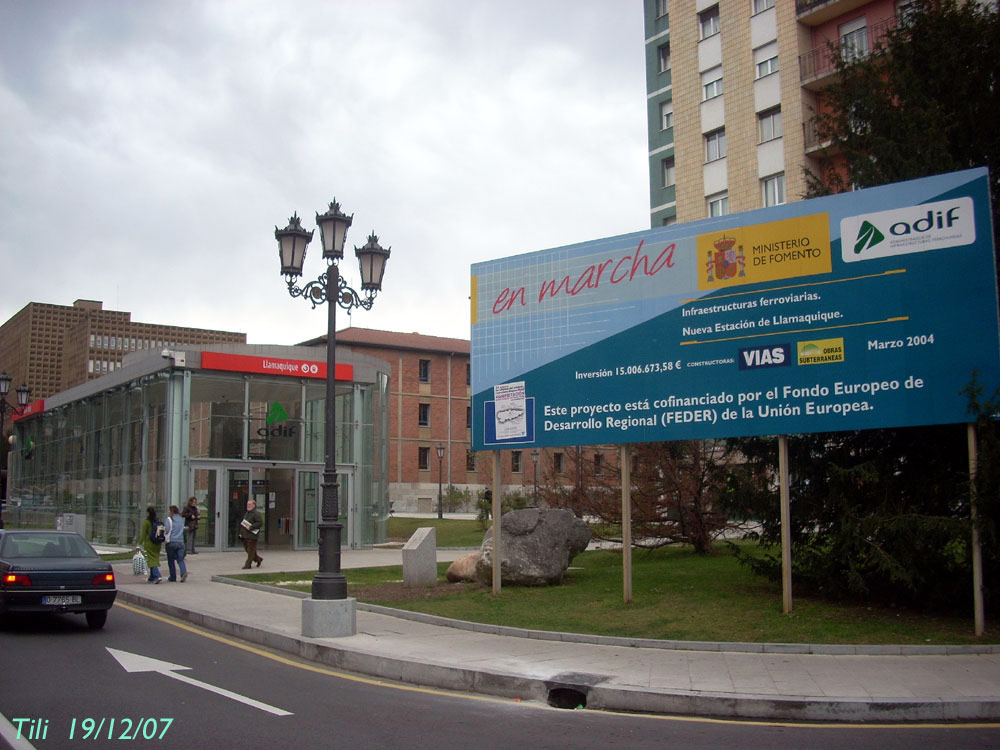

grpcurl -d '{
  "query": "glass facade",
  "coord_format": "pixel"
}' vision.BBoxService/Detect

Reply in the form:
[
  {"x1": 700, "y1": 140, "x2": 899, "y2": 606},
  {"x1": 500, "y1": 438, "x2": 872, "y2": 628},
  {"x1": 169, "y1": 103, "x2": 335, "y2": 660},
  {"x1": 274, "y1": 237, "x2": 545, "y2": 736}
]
[{"x1": 7, "y1": 359, "x2": 389, "y2": 550}]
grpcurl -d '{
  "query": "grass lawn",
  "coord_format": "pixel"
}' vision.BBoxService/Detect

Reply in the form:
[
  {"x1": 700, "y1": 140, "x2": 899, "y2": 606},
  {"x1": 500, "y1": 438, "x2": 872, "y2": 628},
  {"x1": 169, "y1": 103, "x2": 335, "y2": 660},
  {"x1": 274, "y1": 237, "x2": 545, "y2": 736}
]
[
  {"x1": 233, "y1": 543, "x2": 997, "y2": 646},
  {"x1": 386, "y1": 517, "x2": 488, "y2": 548}
]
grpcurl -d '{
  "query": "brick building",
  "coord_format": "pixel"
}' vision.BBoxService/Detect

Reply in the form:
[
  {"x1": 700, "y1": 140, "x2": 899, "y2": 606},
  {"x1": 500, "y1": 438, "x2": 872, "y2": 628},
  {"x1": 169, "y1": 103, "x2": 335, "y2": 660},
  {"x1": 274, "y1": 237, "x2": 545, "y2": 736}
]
[{"x1": 0, "y1": 299, "x2": 246, "y2": 401}]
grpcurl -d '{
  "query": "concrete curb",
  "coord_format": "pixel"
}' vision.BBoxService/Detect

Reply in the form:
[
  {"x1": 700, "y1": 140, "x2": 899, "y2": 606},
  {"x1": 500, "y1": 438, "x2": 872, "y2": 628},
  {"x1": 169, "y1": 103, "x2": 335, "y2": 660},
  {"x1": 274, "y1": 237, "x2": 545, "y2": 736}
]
[
  {"x1": 210, "y1": 575, "x2": 1000, "y2": 657},
  {"x1": 117, "y1": 588, "x2": 1000, "y2": 721}
]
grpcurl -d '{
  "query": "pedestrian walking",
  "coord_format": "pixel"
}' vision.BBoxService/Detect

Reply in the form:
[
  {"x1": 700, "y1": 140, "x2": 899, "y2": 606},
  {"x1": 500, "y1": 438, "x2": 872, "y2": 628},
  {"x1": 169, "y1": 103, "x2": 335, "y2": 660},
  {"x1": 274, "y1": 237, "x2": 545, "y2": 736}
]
[
  {"x1": 238, "y1": 498, "x2": 263, "y2": 569},
  {"x1": 137, "y1": 506, "x2": 164, "y2": 583},
  {"x1": 181, "y1": 496, "x2": 200, "y2": 554},
  {"x1": 165, "y1": 505, "x2": 188, "y2": 582}
]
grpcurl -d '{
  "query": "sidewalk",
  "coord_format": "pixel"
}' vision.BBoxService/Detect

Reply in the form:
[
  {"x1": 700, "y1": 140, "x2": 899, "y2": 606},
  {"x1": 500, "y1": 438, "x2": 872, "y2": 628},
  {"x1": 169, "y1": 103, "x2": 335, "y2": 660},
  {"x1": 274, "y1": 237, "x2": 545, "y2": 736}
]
[{"x1": 112, "y1": 548, "x2": 1000, "y2": 722}]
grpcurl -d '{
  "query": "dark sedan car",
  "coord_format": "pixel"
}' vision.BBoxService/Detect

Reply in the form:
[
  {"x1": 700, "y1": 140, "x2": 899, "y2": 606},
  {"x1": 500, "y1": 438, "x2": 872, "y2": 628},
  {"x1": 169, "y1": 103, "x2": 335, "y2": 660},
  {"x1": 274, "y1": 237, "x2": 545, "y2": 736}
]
[{"x1": 0, "y1": 530, "x2": 117, "y2": 629}]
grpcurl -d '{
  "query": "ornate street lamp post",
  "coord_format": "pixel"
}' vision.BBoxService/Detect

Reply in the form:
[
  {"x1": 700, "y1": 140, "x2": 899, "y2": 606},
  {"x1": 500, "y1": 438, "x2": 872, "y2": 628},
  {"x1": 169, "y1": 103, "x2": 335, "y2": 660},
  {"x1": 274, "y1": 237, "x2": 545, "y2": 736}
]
[
  {"x1": 436, "y1": 444, "x2": 445, "y2": 519},
  {"x1": 0, "y1": 371, "x2": 31, "y2": 529},
  {"x1": 275, "y1": 200, "x2": 390, "y2": 606}
]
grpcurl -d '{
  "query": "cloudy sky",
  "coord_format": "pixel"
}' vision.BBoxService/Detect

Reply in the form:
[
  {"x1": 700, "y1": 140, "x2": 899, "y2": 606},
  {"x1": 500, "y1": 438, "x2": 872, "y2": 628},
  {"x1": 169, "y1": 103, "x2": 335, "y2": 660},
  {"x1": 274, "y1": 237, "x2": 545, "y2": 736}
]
[{"x1": 0, "y1": 0, "x2": 649, "y2": 345}]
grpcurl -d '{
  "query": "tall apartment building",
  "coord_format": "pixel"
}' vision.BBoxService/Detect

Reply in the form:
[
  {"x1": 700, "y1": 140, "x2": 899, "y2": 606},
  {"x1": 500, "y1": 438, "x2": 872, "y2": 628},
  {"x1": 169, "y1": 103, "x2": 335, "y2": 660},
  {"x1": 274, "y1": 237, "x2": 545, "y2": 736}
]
[
  {"x1": 0, "y1": 299, "x2": 246, "y2": 401},
  {"x1": 644, "y1": 0, "x2": 910, "y2": 227}
]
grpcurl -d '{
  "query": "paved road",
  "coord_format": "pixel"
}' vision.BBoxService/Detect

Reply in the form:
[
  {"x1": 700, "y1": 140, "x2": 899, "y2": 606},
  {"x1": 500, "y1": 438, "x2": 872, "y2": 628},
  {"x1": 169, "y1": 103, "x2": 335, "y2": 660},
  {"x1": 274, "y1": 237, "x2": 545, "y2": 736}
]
[{"x1": 3, "y1": 606, "x2": 999, "y2": 750}]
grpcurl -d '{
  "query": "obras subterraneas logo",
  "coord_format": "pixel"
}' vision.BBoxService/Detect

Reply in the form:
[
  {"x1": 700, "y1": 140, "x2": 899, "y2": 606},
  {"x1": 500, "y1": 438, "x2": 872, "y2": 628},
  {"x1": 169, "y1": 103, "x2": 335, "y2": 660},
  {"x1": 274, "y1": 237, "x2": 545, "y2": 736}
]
[{"x1": 840, "y1": 197, "x2": 974, "y2": 263}]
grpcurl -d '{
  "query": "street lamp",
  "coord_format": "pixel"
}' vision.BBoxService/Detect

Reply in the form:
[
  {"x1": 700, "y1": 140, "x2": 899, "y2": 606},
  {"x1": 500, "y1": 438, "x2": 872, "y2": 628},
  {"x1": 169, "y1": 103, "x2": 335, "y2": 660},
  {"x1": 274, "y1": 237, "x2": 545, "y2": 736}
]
[
  {"x1": 531, "y1": 449, "x2": 539, "y2": 505},
  {"x1": 436, "y1": 444, "x2": 445, "y2": 519},
  {"x1": 0, "y1": 371, "x2": 31, "y2": 529},
  {"x1": 275, "y1": 200, "x2": 390, "y2": 606}
]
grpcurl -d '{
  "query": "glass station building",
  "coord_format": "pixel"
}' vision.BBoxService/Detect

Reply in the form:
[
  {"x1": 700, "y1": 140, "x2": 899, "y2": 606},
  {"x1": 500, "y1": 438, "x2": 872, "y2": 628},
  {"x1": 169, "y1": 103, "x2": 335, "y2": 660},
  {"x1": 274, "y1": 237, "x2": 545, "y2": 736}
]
[{"x1": 6, "y1": 344, "x2": 390, "y2": 550}]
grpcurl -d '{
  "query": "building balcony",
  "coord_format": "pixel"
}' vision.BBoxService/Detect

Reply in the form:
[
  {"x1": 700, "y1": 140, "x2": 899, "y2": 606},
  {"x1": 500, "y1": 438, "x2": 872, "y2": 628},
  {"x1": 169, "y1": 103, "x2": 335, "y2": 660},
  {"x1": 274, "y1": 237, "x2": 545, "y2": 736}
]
[
  {"x1": 799, "y1": 15, "x2": 896, "y2": 89},
  {"x1": 796, "y1": 0, "x2": 872, "y2": 26}
]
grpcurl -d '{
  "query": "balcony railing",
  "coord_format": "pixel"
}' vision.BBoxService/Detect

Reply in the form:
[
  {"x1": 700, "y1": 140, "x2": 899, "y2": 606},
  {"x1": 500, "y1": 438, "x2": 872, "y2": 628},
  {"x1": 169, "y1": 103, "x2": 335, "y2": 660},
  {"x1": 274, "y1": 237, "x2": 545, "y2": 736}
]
[{"x1": 799, "y1": 15, "x2": 897, "y2": 83}]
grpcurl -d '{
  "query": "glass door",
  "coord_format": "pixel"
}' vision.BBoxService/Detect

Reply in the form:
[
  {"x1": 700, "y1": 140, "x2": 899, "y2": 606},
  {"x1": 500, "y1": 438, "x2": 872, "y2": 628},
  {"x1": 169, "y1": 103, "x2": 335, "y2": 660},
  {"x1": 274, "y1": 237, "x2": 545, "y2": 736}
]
[
  {"x1": 189, "y1": 466, "x2": 221, "y2": 550},
  {"x1": 295, "y1": 470, "x2": 353, "y2": 548}
]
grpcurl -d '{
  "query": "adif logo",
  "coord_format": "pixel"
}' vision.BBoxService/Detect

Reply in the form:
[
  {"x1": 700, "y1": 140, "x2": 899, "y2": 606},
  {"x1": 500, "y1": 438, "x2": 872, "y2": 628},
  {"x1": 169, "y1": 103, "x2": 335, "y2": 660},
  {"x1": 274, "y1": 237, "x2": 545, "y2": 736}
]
[{"x1": 840, "y1": 197, "x2": 974, "y2": 263}]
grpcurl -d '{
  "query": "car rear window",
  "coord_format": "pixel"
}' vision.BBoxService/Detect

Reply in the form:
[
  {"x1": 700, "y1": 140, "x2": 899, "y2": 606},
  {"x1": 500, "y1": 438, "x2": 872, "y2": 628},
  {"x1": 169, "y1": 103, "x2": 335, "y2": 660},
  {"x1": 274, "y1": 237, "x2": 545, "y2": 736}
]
[{"x1": 0, "y1": 533, "x2": 98, "y2": 559}]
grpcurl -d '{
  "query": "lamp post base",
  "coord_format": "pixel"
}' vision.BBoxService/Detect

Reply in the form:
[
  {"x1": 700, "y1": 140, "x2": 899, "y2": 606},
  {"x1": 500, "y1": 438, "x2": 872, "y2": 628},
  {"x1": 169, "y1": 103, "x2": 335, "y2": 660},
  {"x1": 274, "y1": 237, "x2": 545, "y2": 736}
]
[{"x1": 302, "y1": 597, "x2": 357, "y2": 638}]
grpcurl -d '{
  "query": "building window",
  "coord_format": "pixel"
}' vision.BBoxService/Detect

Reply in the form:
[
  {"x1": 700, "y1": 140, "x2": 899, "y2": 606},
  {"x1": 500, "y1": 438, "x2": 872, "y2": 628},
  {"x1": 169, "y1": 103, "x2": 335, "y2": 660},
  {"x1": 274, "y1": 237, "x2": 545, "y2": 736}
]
[
  {"x1": 593, "y1": 453, "x2": 604, "y2": 475},
  {"x1": 699, "y1": 5, "x2": 720, "y2": 39},
  {"x1": 705, "y1": 128, "x2": 726, "y2": 162},
  {"x1": 418, "y1": 447, "x2": 430, "y2": 471},
  {"x1": 839, "y1": 17, "x2": 869, "y2": 63},
  {"x1": 656, "y1": 0, "x2": 669, "y2": 18},
  {"x1": 755, "y1": 54, "x2": 778, "y2": 79},
  {"x1": 702, "y1": 69, "x2": 723, "y2": 100},
  {"x1": 418, "y1": 403, "x2": 430, "y2": 426},
  {"x1": 466, "y1": 363, "x2": 471, "y2": 385},
  {"x1": 662, "y1": 215, "x2": 676, "y2": 226},
  {"x1": 758, "y1": 107, "x2": 782, "y2": 142},
  {"x1": 753, "y1": 0, "x2": 775, "y2": 13},
  {"x1": 512, "y1": 451, "x2": 522, "y2": 474},
  {"x1": 464, "y1": 450, "x2": 476, "y2": 471},
  {"x1": 658, "y1": 43, "x2": 670, "y2": 73},
  {"x1": 89, "y1": 333, "x2": 95, "y2": 348},
  {"x1": 466, "y1": 406, "x2": 472, "y2": 429},
  {"x1": 418, "y1": 359, "x2": 430, "y2": 382},
  {"x1": 88, "y1": 359, "x2": 94, "y2": 373},
  {"x1": 659, "y1": 100, "x2": 673, "y2": 131},
  {"x1": 762, "y1": 173, "x2": 786, "y2": 207},
  {"x1": 553, "y1": 452, "x2": 564, "y2": 473},
  {"x1": 707, "y1": 193, "x2": 730, "y2": 217},
  {"x1": 661, "y1": 157, "x2": 675, "y2": 188}
]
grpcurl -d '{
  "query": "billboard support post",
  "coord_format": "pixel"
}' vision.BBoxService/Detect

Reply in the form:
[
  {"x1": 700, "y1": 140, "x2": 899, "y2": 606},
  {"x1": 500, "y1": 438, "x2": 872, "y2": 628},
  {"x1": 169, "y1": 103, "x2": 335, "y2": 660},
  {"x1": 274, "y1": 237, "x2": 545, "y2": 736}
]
[
  {"x1": 621, "y1": 444, "x2": 632, "y2": 604},
  {"x1": 779, "y1": 435, "x2": 792, "y2": 614},
  {"x1": 968, "y1": 423, "x2": 984, "y2": 636},
  {"x1": 492, "y1": 450, "x2": 502, "y2": 595}
]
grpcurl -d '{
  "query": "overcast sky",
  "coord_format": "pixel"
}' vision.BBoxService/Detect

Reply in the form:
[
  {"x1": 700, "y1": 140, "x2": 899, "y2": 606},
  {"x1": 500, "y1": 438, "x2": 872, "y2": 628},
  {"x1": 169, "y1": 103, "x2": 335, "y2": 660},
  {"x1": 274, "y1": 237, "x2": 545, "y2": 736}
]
[{"x1": 0, "y1": 0, "x2": 649, "y2": 345}]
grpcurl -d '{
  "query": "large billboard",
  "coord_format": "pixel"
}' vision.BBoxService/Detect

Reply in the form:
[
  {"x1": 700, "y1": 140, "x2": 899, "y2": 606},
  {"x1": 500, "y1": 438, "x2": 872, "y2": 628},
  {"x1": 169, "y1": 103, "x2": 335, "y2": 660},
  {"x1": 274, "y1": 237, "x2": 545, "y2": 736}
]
[{"x1": 470, "y1": 168, "x2": 999, "y2": 450}]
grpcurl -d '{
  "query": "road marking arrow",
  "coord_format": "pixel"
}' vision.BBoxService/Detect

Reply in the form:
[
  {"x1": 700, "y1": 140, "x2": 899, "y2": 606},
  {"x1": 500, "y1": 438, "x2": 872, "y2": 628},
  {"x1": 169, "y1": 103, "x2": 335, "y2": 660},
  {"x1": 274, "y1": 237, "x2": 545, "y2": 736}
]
[{"x1": 107, "y1": 648, "x2": 293, "y2": 716}]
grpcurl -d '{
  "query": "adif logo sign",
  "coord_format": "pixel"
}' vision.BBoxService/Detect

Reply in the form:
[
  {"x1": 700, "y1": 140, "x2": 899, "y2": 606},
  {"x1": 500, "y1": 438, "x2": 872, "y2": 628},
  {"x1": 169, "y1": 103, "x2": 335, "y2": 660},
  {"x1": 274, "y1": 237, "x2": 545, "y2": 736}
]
[{"x1": 840, "y1": 197, "x2": 975, "y2": 263}]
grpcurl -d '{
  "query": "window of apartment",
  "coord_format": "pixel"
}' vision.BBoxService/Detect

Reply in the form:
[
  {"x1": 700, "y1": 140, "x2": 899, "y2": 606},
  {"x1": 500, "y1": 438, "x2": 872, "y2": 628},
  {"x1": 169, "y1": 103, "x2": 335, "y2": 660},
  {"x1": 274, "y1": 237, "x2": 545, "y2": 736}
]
[
  {"x1": 661, "y1": 157, "x2": 675, "y2": 188},
  {"x1": 756, "y1": 53, "x2": 778, "y2": 78},
  {"x1": 88, "y1": 359, "x2": 94, "y2": 373},
  {"x1": 418, "y1": 402, "x2": 430, "y2": 426},
  {"x1": 659, "y1": 100, "x2": 673, "y2": 131},
  {"x1": 593, "y1": 453, "x2": 604, "y2": 475},
  {"x1": 466, "y1": 363, "x2": 471, "y2": 385},
  {"x1": 762, "y1": 173, "x2": 786, "y2": 207},
  {"x1": 89, "y1": 333, "x2": 95, "y2": 348},
  {"x1": 662, "y1": 215, "x2": 677, "y2": 226},
  {"x1": 707, "y1": 192, "x2": 730, "y2": 217},
  {"x1": 699, "y1": 5, "x2": 720, "y2": 39},
  {"x1": 758, "y1": 107, "x2": 782, "y2": 142},
  {"x1": 418, "y1": 447, "x2": 430, "y2": 471},
  {"x1": 418, "y1": 359, "x2": 430, "y2": 382},
  {"x1": 705, "y1": 128, "x2": 726, "y2": 162},
  {"x1": 658, "y1": 43, "x2": 670, "y2": 73},
  {"x1": 553, "y1": 452, "x2": 564, "y2": 474},
  {"x1": 512, "y1": 451, "x2": 522, "y2": 474},
  {"x1": 466, "y1": 450, "x2": 477, "y2": 471},
  {"x1": 753, "y1": 0, "x2": 775, "y2": 13},
  {"x1": 839, "y1": 17, "x2": 868, "y2": 63},
  {"x1": 656, "y1": 0, "x2": 669, "y2": 18},
  {"x1": 466, "y1": 406, "x2": 472, "y2": 429},
  {"x1": 702, "y1": 68, "x2": 723, "y2": 100}
]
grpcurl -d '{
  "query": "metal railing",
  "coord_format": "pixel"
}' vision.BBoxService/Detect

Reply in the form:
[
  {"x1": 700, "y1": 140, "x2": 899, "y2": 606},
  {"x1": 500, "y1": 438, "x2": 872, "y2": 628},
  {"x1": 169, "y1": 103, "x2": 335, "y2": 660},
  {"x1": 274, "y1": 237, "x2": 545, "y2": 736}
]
[{"x1": 799, "y1": 15, "x2": 897, "y2": 83}]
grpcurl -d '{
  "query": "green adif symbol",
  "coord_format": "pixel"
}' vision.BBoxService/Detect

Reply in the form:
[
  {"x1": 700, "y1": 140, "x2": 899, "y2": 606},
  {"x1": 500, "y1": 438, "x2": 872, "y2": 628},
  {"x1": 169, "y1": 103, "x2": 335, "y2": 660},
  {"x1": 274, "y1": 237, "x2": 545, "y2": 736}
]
[
  {"x1": 853, "y1": 220, "x2": 885, "y2": 254},
  {"x1": 266, "y1": 402, "x2": 289, "y2": 425}
]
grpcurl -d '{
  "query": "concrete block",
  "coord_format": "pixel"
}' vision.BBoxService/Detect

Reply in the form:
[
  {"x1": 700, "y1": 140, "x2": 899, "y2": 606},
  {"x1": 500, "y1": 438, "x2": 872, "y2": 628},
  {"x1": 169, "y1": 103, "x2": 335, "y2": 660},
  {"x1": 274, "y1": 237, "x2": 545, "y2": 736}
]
[
  {"x1": 402, "y1": 527, "x2": 437, "y2": 587},
  {"x1": 302, "y1": 597, "x2": 357, "y2": 638}
]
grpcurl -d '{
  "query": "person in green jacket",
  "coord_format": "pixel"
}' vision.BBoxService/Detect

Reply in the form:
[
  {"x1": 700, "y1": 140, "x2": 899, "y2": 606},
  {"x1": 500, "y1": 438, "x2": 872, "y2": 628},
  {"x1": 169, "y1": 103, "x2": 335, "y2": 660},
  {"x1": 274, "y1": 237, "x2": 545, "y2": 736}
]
[
  {"x1": 238, "y1": 498, "x2": 263, "y2": 569},
  {"x1": 137, "y1": 506, "x2": 164, "y2": 583}
]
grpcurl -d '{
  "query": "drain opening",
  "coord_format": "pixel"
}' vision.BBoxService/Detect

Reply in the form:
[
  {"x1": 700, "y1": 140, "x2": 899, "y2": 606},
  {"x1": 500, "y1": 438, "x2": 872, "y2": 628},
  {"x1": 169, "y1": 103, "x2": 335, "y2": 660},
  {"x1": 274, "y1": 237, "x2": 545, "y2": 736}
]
[{"x1": 547, "y1": 687, "x2": 587, "y2": 710}]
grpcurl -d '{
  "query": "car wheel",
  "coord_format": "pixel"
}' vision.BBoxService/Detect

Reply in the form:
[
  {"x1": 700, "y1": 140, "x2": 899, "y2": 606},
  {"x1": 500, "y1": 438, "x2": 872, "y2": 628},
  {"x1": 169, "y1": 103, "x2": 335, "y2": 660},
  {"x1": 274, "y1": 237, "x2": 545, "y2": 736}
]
[{"x1": 86, "y1": 610, "x2": 107, "y2": 629}]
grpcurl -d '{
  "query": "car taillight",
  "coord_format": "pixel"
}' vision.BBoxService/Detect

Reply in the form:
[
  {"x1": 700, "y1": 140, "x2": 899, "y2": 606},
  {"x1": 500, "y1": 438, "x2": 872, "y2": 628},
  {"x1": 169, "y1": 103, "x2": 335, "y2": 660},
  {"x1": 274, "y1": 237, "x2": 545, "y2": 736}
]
[
  {"x1": 4, "y1": 573, "x2": 32, "y2": 586},
  {"x1": 93, "y1": 572, "x2": 115, "y2": 585}
]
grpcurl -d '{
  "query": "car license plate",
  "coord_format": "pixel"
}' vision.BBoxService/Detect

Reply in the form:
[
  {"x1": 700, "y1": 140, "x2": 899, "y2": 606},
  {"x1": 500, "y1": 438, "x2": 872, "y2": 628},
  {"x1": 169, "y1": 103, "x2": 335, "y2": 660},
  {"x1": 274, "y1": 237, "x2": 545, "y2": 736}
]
[{"x1": 42, "y1": 595, "x2": 82, "y2": 606}]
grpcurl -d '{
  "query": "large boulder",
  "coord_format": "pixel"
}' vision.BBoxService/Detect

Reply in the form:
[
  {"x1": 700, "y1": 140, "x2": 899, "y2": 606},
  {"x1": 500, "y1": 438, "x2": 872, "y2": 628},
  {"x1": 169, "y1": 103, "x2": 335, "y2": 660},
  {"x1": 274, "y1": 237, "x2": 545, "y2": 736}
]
[{"x1": 475, "y1": 508, "x2": 590, "y2": 586}]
